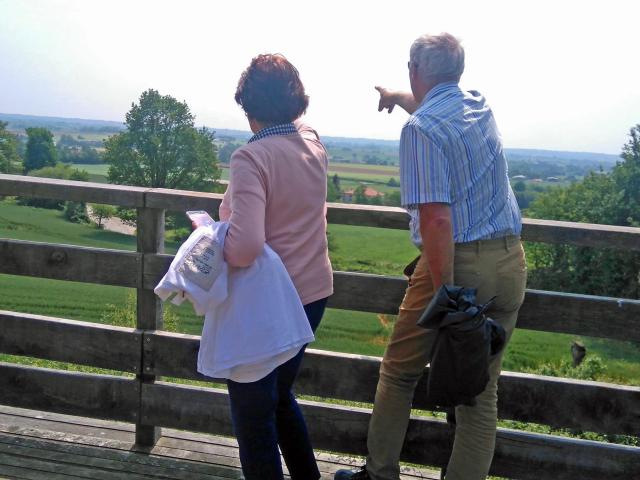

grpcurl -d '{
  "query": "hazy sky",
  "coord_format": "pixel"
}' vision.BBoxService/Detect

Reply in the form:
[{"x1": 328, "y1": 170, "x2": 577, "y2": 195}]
[{"x1": 1, "y1": 0, "x2": 638, "y2": 154}]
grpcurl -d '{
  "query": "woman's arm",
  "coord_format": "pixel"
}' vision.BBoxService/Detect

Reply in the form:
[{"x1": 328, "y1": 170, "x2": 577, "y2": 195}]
[{"x1": 223, "y1": 150, "x2": 266, "y2": 267}]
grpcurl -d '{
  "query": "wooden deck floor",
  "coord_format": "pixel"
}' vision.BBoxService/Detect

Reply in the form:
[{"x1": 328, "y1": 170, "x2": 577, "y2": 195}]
[{"x1": 0, "y1": 406, "x2": 439, "y2": 479}]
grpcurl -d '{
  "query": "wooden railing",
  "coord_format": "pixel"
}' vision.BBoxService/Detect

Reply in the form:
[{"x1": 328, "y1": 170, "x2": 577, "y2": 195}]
[{"x1": 0, "y1": 173, "x2": 639, "y2": 479}]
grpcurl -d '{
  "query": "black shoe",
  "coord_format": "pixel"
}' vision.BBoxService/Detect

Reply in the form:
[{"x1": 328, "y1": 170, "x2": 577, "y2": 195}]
[{"x1": 334, "y1": 466, "x2": 370, "y2": 479}]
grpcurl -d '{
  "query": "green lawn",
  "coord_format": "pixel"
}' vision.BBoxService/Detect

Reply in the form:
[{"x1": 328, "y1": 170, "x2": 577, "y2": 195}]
[
  {"x1": 71, "y1": 163, "x2": 110, "y2": 176},
  {"x1": 1, "y1": 199, "x2": 639, "y2": 385}
]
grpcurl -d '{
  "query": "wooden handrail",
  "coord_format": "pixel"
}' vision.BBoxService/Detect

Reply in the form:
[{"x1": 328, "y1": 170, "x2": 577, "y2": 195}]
[{"x1": 2, "y1": 174, "x2": 640, "y2": 250}]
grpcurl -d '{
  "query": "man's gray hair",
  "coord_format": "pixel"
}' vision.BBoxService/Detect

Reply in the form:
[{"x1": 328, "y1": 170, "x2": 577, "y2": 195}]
[{"x1": 410, "y1": 33, "x2": 465, "y2": 84}]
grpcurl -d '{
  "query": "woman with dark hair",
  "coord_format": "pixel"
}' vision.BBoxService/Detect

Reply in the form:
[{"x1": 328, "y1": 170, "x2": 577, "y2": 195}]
[{"x1": 218, "y1": 53, "x2": 333, "y2": 480}]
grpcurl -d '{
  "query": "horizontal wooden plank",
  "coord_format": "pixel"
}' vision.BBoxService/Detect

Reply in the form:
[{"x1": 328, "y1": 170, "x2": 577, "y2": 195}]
[
  {"x1": 144, "y1": 332, "x2": 640, "y2": 436},
  {"x1": 143, "y1": 259, "x2": 640, "y2": 342},
  {"x1": 328, "y1": 270, "x2": 407, "y2": 314},
  {"x1": 0, "y1": 239, "x2": 141, "y2": 287},
  {"x1": 141, "y1": 382, "x2": 640, "y2": 480},
  {"x1": 517, "y1": 288, "x2": 640, "y2": 342},
  {"x1": 326, "y1": 202, "x2": 409, "y2": 229},
  {"x1": 145, "y1": 188, "x2": 224, "y2": 213},
  {"x1": 0, "y1": 363, "x2": 139, "y2": 423},
  {"x1": 143, "y1": 254, "x2": 174, "y2": 289},
  {"x1": 522, "y1": 217, "x2": 640, "y2": 251},
  {"x1": 299, "y1": 351, "x2": 640, "y2": 436},
  {"x1": 0, "y1": 311, "x2": 141, "y2": 373},
  {"x1": 0, "y1": 174, "x2": 147, "y2": 207},
  {"x1": 330, "y1": 272, "x2": 640, "y2": 342},
  {"x1": 3, "y1": 176, "x2": 640, "y2": 250},
  {"x1": 142, "y1": 331, "x2": 215, "y2": 381}
]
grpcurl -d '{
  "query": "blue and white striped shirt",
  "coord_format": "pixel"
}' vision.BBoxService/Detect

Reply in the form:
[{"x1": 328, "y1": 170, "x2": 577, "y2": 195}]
[
  {"x1": 399, "y1": 82, "x2": 521, "y2": 245},
  {"x1": 248, "y1": 123, "x2": 297, "y2": 143}
]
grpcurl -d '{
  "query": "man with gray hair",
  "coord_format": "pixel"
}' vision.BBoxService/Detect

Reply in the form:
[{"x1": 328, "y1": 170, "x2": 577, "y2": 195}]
[{"x1": 335, "y1": 33, "x2": 526, "y2": 480}]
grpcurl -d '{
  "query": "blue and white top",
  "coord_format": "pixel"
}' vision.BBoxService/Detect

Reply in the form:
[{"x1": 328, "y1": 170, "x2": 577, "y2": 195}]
[
  {"x1": 248, "y1": 122, "x2": 297, "y2": 143},
  {"x1": 399, "y1": 82, "x2": 521, "y2": 246}
]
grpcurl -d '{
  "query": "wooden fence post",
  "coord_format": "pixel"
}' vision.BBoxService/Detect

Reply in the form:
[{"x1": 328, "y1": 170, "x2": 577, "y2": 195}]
[{"x1": 135, "y1": 205, "x2": 165, "y2": 446}]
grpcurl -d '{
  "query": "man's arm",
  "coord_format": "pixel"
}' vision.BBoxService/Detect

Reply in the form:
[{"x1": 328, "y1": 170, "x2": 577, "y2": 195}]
[
  {"x1": 419, "y1": 203, "x2": 454, "y2": 287},
  {"x1": 375, "y1": 86, "x2": 420, "y2": 114}
]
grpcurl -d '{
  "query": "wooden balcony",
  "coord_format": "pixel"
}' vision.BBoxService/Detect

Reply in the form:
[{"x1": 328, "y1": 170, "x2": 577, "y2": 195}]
[{"x1": 0, "y1": 174, "x2": 639, "y2": 479}]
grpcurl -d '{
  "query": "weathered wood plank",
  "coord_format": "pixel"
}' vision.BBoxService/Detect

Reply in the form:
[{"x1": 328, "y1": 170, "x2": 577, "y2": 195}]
[
  {"x1": 142, "y1": 253, "x2": 174, "y2": 289},
  {"x1": 0, "y1": 363, "x2": 139, "y2": 423},
  {"x1": 517, "y1": 288, "x2": 640, "y2": 341},
  {"x1": 0, "y1": 434, "x2": 229, "y2": 480},
  {"x1": 135, "y1": 207, "x2": 165, "y2": 446},
  {"x1": 142, "y1": 331, "x2": 217, "y2": 381},
  {"x1": 0, "y1": 310, "x2": 141, "y2": 373},
  {"x1": 326, "y1": 202, "x2": 409, "y2": 229},
  {"x1": 0, "y1": 239, "x2": 141, "y2": 287},
  {"x1": 143, "y1": 263, "x2": 640, "y2": 342},
  {"x1": 0, "y1": 405, "x2": 435, "y2": 479},
  {"x1": 145, "y1": 188, "x2": 223, "y2": 213},
  {"x1": 3, "y1": 175, "x2": 640, "y2": 249},
  {"x1": 0, "y1": 451, "x2": 154, "y2": 480},
  {"x1": 0, "y1": 462, "x2": 87, "y2": 480},
  {"x1": 143, "y1": 333, "x2": 640, "y2": 436},
  {"x1": 141, "y1": 382, "x2": 640, "y2": 480},
  {"x1": 328, "y1": 270, "x2": 407, "y2": 314},
  {"x1": 522, "y1": 217, "x2": 640, "y2": 251},
  {"x1": 329, "y1": 272, "x2": 640, "y2": 342},
  {"x1": 0, "y1": 174, "x2": 147, "y2": 207}
]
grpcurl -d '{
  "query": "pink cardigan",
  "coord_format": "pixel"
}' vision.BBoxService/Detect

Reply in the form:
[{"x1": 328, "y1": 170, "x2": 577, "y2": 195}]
[{"x1": 219, "y1": 123, "x2": 333, "y2": 306}]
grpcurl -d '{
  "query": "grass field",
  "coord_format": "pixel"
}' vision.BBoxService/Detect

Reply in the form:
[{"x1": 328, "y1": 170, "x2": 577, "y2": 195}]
[
  {"x1": 1, "y1": 198, "x2": 639, "y2": 385},
  {"x1": 71, "y1": 163, "x2": 110, "y2": 176}
]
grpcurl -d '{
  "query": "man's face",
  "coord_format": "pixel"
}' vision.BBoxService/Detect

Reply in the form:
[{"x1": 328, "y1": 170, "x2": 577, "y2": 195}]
[{"x1": 408, "y1": 61, "x2": 422, "y2": 100}]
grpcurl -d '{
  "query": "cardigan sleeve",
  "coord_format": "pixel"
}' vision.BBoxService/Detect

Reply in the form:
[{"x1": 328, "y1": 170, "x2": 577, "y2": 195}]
[{"x1": 223, "y1": 148, "x2": 267, "y2": 268}]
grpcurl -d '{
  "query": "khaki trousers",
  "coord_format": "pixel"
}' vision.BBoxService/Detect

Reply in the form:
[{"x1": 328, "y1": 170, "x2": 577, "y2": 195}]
[{"x1": 366, "y1": 236, "x2": 527, "y2": 480}]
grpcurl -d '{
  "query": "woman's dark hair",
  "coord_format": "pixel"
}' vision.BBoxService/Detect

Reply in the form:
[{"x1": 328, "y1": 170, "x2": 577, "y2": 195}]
[{"x1": 235, "y1": 54, "x2": 309, "y2": 125}]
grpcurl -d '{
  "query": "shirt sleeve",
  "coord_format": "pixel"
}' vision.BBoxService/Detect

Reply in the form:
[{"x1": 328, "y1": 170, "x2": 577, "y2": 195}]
[
  {"x1": 399, "y1": 124, "x2": 451, "y2": 208},
  {"x1": 223, "y1": 148, "x2": 266, "y2": 267}
]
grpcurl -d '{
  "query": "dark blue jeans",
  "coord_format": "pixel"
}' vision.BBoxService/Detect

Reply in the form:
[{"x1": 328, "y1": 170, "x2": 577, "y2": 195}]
[{"x1": 227, "y1": 297, "x2": 328, "y2": 480}]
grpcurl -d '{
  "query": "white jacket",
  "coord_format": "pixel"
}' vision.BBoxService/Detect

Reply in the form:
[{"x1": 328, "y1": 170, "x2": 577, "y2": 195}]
[{"x1": 154, "y1": 222, "x2": 314, "y2": 382}]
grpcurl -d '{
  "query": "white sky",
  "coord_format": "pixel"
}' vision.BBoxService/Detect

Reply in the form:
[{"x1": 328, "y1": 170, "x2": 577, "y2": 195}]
[{"x1": 1, "y1": 0, "x2": 638, "y2": 154}]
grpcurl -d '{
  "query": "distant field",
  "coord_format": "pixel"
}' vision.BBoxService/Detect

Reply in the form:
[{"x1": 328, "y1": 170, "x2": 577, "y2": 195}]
[
  {"x1": 71, "y1": 163, "x2": 109, "y2": 176},
  {"x1": 329, "y1": 163, "x2": 399, "y2": 175},
  {"x1": 1, "y1": 198, "x2": 639, "y2": 385}
]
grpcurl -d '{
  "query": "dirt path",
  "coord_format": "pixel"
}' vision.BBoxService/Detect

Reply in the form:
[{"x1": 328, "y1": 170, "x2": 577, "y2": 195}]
[{"x1": 86, "y1": 205, "x2": 136, "y2": 235}]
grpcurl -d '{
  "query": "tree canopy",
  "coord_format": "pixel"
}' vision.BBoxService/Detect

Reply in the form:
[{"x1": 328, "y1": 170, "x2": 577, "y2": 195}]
[
  {"x1": 24, "y1": 127, "x2": 57, "y2": 173},
  {"x1": 526, "y1": 124, "x2": 640, "y2": 299},
  {"x1": 105, "y1": 89, "x2": 220, "y2": 191},
  {"x1": 0, "y1": 121, "x2": 20, "y2": 174}
]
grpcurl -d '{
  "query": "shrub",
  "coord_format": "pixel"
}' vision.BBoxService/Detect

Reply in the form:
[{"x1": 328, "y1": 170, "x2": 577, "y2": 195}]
[{"x1": 100, "y1": 292, "x2": 178, "y2": 332}]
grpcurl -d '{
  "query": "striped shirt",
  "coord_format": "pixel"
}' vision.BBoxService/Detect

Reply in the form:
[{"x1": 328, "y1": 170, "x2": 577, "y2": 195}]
[{"x1": 399, "y1": 82, "x2": 521, "y2": 246}]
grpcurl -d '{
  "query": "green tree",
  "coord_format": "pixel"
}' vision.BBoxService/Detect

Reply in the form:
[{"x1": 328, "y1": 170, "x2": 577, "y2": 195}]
[
  {"x1": 332, "y1": 173, "x2": 341, "y2": 190},
  {"x1": 24, "y1": 127, "x2": 57, "y2": 173},
  {"x1": 90, "y1": 204, "x2": 117, "y2": 229},
  {"x1": 105, "y1": 89, "x2": 220, "y2": 191},
  {"x1": 0, "y1": 121, "x2": 20, "y2": 174},
  {"x1": 18, "y1": 164, "x2": 89, "y2": 210},
  {"x1": 387, "y1": 177, "x2": 399, "y2": 187},
  {"x1": 513, "y1": 180, "x2": 526, "y2": 192},
  {"x1": 526, "y1": 124, "x2": 640, "y2": 298},
  {"x1": 327, "y1": 176, "x2": 341, "y2": 202},
  {"x1": 384, "y1": 190, "x2": 401, "y2": 207}
]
